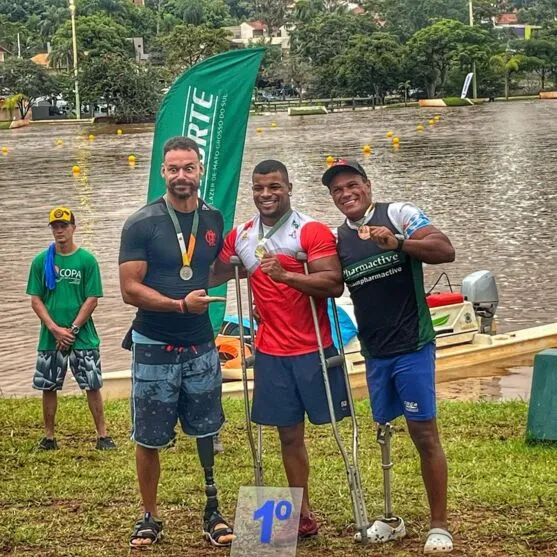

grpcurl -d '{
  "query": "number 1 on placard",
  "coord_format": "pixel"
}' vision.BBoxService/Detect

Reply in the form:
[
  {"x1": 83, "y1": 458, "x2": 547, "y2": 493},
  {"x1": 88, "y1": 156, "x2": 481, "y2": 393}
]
[
  {"x1": 253, "y1": 499, "x2": 294, "y2": 544},
  {"x1": 253, "y1": 499, "x2": 274, "y2": 543}
]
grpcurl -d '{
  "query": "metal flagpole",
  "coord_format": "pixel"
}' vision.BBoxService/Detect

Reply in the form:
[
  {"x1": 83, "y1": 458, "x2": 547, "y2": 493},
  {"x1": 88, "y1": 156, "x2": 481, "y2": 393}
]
[
  {"x1": 69, "y1": 0, "x2": 81, "y2": 119},
  {"x1": 469, "y1": 0, "x2": 478, "y2": 99}
]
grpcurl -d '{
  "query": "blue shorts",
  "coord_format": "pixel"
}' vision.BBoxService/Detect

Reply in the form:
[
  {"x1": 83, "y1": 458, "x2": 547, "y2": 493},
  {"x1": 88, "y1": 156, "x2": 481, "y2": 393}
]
[
  {"x1": 131, "y1": 338, "x2": 224, "y2": 449},
  {"x1": 252, "y1": 346, "x2": 351, "y2": 428},
  {"x1": 365, "y1": 342, "x2": 436, "y2": 424}
]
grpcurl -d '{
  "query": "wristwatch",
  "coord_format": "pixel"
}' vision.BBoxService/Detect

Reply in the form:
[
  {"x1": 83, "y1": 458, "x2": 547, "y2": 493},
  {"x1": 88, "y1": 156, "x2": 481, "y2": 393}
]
[
  {"x1": 70, "y1": 324, "x2": 80, "y2": 335},
  {"x1": 395, "y1": 237, "x2": 405, "y2": 252}
]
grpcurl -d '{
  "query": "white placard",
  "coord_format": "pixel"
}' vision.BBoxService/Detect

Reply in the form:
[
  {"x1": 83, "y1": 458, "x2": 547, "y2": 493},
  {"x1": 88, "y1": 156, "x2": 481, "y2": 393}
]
[{"x1": 230, "y1": 486, "x2": 303, "y2": 557}]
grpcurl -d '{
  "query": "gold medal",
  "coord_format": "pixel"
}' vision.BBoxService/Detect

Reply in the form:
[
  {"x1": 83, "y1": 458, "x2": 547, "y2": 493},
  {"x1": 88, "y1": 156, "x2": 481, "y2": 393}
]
[
  {"x1": 255, "y1": 239, "x2": 267, "y2": 260},
  {"x1": 358, "y1": 225, "x2": 371, "y2": 240}
]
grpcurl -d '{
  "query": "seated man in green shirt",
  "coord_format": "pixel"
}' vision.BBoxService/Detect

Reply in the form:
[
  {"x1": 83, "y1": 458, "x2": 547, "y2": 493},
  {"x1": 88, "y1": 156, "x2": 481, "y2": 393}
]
[{"x1": 26, "y1": 207, "x2": 116, "y2": 451}]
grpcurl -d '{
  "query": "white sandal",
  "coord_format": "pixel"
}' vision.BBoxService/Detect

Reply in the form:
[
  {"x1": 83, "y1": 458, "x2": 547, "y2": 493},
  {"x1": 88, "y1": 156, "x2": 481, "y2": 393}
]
[
  {"x1": 354, "y1": 517, "x2": 406, "y2": 543},
  {"x1": 424, "y1": 528, "x2": 453, "y2": 553}
]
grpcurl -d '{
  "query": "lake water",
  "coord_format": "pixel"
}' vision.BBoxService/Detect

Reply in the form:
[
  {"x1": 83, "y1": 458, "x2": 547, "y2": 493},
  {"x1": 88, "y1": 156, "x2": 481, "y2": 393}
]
[{"x1": 1, "y1": 101, "x2": 556, "y2": 397}]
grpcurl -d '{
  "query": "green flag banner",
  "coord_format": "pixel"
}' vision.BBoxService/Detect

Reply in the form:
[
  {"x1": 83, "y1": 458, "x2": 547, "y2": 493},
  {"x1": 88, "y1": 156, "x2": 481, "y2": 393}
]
[{"x1": 147, "y1": 48, "x2": 264, "y2": 335}]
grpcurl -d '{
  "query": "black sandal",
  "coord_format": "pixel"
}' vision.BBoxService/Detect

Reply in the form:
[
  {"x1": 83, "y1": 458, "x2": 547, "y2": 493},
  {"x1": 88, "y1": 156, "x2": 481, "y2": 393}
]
[
  {"x1": 203, "y1": 511, "x2": 235, "y2": 547},
  {"x1": 129, "y1": 513, "x2": 163, "y2": 548}
]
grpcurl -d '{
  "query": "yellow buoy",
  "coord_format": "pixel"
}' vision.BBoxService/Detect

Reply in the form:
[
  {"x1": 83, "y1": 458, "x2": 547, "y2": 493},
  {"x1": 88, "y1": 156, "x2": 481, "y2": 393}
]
[
  {"x1": 362, "y1": 144, "x2": 372, "y2": 154},
  {"x1": 271, "y1": 122, "x2": 277, "y2": 128},
  {"x1": 56, "y1": 139, "x2": 63, "y2": 146},
  {"x1": 434, "y1": 115, "x2": 441, "y2": 122},
  {"x1": 326, "y1": 155, "x2": 335, "y2": 164},
  {"x1": 386, "y1": 131, "x2": 394, "y2": 138},
  {"x1": 72, "y1": 165, "x2": 81, "y2": 174},
  {"x1": 117, "y1": 129, "x2": 123, "y2": 135},
  {"x1": 128, "y1": 154, "x2": 136, "y2": 163},
  {"x1": 416, "y1": 124, "x2": 424, "y2": 132},
  {"x1": 1, "y1": 146, "x2": 8, "y2": 154},
  {"x1": 256, "y1": 127, "x2": 263, "y2": 133},
  {"x1": 428, "y1": 119, "x2": 435, "y2": 126},
  {"x1": 392, "y1": 137, "x2": 400, "y2": 145},
  {"x1": 88, "y1": 134, "x2": 95, "y2": 140}
]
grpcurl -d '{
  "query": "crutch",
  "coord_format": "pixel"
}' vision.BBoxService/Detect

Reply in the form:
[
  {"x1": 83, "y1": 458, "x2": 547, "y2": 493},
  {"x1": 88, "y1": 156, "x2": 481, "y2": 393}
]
[
  {"x1": 296, "y1": 252, "x2": 369, "y2": 544},
  {"x1": 230, "y1": 256, "x2": 264, "y2": 486}
]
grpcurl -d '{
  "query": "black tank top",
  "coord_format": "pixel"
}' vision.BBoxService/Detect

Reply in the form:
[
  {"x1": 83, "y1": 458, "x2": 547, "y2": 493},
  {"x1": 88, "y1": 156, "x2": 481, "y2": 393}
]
[{"x1": 337, "y1": 202, "x2": 435, "y2": 358}]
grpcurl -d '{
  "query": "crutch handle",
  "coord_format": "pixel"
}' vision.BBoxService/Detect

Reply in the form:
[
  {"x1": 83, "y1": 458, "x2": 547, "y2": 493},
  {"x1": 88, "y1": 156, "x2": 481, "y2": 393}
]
[
  {"x1": 296, "y1": 252, "x2": 308, "y2": 262},
  {"x1": 326, "y1": 355, "x2": 345, "y2": 369},
  {"x1": 230, "y1": 255, "x2": 242, "y2": 266},
  {"x1": 245, "y1": 355, "x2": 255, "y2": 368}
]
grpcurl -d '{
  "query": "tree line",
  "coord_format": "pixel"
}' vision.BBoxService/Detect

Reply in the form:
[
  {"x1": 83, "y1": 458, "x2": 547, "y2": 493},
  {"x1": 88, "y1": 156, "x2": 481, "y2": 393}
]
[{"x1": 1, "y1": 0, "x2": 557, "y2": 121}]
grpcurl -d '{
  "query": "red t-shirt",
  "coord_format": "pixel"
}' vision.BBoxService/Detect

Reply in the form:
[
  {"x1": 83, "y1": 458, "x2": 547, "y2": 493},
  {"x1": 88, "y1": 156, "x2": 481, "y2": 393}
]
[{"x1": 219, "y1": 210, "x2": 337, "y2": 356}]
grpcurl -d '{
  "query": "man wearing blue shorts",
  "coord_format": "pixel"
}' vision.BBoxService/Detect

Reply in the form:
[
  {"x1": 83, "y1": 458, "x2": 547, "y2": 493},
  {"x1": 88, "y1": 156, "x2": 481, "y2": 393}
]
[
  {"x1": 323, "y1": 159, "x2": 456, "y2": 554},
  {"x1": 119, "y1": 137, "x2": 234, "y2": 549},
  {"x1": 213, "y1": 159, "x2": 350, "y2": 539}
]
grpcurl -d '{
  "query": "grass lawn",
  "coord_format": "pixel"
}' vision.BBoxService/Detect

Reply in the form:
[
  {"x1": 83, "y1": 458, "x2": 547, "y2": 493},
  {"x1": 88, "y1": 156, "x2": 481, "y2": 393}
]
[
  {"x1": 0, "y1": 121, "x2": 11, "y2": 130},
  {"x1": 1, "y1": 397, "x2": 556, "y2": 556}
]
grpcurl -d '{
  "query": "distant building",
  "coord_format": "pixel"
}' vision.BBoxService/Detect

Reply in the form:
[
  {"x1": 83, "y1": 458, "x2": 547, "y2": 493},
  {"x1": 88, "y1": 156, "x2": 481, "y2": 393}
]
[
  {"x1": 131, "y1": 37, "x2": 149, "y2": 63},
  {"x1": 31, "y1": 53, "x2": 49, "y2": 68},
  {"x1": 347, "y1": 2, "x2": 365, "y2": 14},
  {"x1": 493, "y1": 13, "x2": 541, "y2": 40},
  {"x1": 223, "y1": 21, "x2": 290, "y2": 50}
]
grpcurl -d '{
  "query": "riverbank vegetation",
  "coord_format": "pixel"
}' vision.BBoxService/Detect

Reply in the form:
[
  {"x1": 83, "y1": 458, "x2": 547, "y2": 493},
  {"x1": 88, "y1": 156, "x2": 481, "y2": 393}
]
[
  {"x1": 1, "y1": 396, "x2": 557, "y2": 555},
  {"x1": 1, "y1": 1, "x2": 557, "y2": 121}
]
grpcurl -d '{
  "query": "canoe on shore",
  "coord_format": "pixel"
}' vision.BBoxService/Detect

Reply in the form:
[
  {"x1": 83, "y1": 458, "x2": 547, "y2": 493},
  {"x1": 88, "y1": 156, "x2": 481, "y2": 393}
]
[{"x1": 100, "y1": 322, "x2": 557, "y2": 401}]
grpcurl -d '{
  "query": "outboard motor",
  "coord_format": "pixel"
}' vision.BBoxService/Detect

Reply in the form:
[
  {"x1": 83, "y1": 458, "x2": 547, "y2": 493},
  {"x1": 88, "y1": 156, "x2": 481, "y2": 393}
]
[{"x1": 461, "y1": 271, "x2": 499, "y2": 334}]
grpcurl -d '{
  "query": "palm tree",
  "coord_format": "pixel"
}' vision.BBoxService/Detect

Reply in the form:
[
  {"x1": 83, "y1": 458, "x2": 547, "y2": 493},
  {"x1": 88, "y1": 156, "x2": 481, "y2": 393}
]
[
  {"x1": 39, "y1": 6, "x2": 70, "y2": 41},
  {"x1": 489, "y1": 52, "x2": 525, "y2": 100},
  {"x1": 291, "y1": 0, "x2": 347, "y2": 25},
  {"x1": 398, "y1": 80, "x2": 411, "y2": 105},
  {"x1": 1, "y1": 93, "x2": 30, "y2": 120}
]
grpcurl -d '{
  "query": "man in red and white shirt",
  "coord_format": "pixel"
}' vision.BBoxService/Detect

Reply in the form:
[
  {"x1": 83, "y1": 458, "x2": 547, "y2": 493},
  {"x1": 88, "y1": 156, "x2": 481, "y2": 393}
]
[{"x1": 212, "y1": 159, "x2": 350, "y2": 538}]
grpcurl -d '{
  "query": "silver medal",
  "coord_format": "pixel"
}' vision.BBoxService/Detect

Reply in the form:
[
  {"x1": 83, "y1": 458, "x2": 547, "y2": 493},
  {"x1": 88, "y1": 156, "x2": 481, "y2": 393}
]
[{"x1": 180, "y1": 265, "x2": 193, "y2": 281}]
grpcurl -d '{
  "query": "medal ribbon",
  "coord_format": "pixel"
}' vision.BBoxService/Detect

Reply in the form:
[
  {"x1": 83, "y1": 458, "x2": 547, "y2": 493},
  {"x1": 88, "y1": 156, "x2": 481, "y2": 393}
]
[
  {"x1": 164, "y1": 196, "x2": 199, "y2": 267},
  {"x1": 355, "y1": 203, "x2": 375, "y2": 227},
  {"x1": 258, "y1": 209, "x2": 293, "y2": 243}
]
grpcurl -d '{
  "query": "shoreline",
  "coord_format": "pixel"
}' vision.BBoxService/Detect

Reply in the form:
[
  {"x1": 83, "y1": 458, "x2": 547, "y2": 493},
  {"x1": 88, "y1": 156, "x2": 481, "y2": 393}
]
[{"x1": 0, "y1": 95, "x2": 544, "y2": 130}]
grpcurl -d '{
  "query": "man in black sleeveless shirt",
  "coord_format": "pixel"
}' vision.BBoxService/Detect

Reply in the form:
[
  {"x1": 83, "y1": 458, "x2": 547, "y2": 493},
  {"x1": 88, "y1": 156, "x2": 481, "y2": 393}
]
[
  {"x1": 119, "y1": 137, "x2": 234, "y2": 549},
  {"x1": 323, "y1": 159, "x2": 456, "y2": 553}
]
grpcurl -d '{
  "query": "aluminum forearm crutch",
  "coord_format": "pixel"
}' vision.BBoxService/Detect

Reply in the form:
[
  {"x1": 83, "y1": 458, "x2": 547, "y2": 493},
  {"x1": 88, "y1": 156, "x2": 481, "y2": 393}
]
[
  {"x1": 297, "y1": 252, "x2": 369, "y2": 544},
  {"x1": 230, "y1": 255, "x2": 264, "y2": 486}
]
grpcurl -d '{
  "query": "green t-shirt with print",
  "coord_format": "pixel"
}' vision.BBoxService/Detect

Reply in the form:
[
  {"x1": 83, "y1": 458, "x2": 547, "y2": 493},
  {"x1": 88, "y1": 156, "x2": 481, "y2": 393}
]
[{"x1": 26, "y1": 247, "x2": 103, "y2": 351}]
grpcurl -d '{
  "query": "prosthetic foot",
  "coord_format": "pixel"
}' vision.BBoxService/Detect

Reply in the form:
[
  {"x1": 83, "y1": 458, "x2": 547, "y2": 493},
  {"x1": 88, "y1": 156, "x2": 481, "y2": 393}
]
[{"x1": 197, "y1": 437, "x2": 235, "y2": 547}]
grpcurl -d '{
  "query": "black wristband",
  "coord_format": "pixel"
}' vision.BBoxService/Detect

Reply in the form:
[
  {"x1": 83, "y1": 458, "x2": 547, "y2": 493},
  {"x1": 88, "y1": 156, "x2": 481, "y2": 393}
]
[{"x1": 395, "y1": 237, "x2": 405, "y2": 252}]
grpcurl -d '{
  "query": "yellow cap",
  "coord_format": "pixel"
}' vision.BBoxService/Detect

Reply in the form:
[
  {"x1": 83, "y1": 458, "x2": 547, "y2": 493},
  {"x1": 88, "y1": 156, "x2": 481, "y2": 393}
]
[{"x1": 48, "y1": 207, "x2": 75, "y2": 225}]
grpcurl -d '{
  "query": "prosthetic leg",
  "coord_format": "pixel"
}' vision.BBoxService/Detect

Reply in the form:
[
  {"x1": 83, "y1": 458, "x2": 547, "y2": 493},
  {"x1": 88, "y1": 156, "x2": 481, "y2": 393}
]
[
  {"x1": 198, "y1": 437, "x2": 235, "y2": 546},
  {"x1": 361, "y1": 423, "x2": 406, "y2": 543},
  {"x1": 296, "y1": 252, "x2": 370, "y2": 544},
  {"x1": 230, "y1": 256, "x2": 264, "y2": 486}
]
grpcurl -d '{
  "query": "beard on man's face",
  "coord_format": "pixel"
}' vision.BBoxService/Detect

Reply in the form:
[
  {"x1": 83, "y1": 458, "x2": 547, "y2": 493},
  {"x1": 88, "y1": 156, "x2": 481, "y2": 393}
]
[{"x1": 168, "y1": 178, "x2": 199, "y2": 199}]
